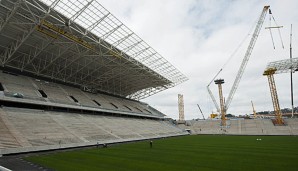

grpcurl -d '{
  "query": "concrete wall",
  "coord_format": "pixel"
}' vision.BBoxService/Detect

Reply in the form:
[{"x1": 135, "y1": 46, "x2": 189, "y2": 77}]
[{"x1": 182, "y1": 118, "x2": 298, "y2": 135}]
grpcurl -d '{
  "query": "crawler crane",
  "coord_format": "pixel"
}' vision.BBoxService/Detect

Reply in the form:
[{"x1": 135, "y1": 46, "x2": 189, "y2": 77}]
[{"x1": 207, "y1": 6, "x2": 270, "y2": 126}]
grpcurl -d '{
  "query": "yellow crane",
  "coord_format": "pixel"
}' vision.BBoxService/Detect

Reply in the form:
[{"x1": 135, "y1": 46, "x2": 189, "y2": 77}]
[
  {"x1": 263, "y1": 57, "x2": 298, "y2": 125},
  {"x1": 251, "y1": 100, "x2": 257, "y2": 118},
  {"x1": 263, "y1": 68, "x2": 283, "y2": 125}
]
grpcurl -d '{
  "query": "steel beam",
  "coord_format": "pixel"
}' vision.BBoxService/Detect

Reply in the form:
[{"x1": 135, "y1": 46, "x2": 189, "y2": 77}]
[
  {"x1": 38, "y1": 44, "x2": 74, "y2": 74},
  {"x1": 1, "y1": 26, "x2": 35, "y2": 65},
  {"x1": 0, "y1": 0, "x2": 21, "y2": 32}
]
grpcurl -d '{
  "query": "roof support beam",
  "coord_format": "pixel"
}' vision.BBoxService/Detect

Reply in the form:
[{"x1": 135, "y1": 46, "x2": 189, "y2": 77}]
[
  {"x1": 21, "y1": 39, "x2": 56, "y2": 71},
  {"x1": 38, "y1": 44, "x2": 75, "y2": 74},
  {"x1": 59, "y1": 49, "x2": 90, "y2": 72},
  {"x1": 132, "y1": 47, "x2": 150, "y2": 58},
  {"x1": 101, "y1": 24, "x2": 123, "y2": 40},
  {"x1": 123, "y1": 41, "x2": 142, "y2": 52},
  {"x1": 49, "y1": 0, "x2": 61, "y2": 11},
  {"x1": 0, "y1": 0, "x2": 60, "y2": 65},
  {"x1": 1, "y1": 26, "x2": 35, "y2": 65},
  {"x1": 0, "y1": 0, "x2": 22, "y2": 32},
  {"x1": 62, "y1": 50, "x2": 94, "y2": 80},
  {"x1": 85, "y1": 12, "x2": 110, "y2": 34},
  {"x1": 113, "y1": 33, "x2": 133, "y2": 46},
  {"x1": 69, "y1": 0, "x2": 94, "y2": 23}
]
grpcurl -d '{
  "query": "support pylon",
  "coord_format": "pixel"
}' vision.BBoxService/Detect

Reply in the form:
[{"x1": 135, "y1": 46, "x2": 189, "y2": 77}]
[
  {"x1": 263, "y1": 68, "x2": 284, "y2": 125},
  {"x1": 178, "y1": 94, "x2": 185, "y2": 121},
  {"x1": 214, "y1": 79, "x2": 226, "y2": 126}
]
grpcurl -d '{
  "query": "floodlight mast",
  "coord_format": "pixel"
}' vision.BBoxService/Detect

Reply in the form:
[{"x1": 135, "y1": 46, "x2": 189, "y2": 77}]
[{"x1": 224, "y1": 6, "x2": 270, "y2": 112}]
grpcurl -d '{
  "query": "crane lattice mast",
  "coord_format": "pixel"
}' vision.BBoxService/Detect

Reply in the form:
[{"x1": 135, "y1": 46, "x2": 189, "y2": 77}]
[
  {"x1": 225, "y1": 6, "x2": 270, "y2": 112},
  {"x1": 197, "y1": 104, "x2": 206, "y2": 120},
  {"x1": 263, "y1": 68, "x2": 283, "y2": 125},
  {"x1": 215, "y1": 79, "x2": 226, "y2": 126},
  {"x1": 263, "y1": 57, "x2": 298, "y2": 125},
  {"x1": 251, "y1": 101, "x2": 257, "y2": 118}
]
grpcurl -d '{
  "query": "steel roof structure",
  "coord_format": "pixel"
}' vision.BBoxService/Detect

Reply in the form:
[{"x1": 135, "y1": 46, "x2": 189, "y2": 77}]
[
  {"x1": 265, "y1": 57, "x2": 298, "y2": 74},
  {"x1": 0, "y1": 0, "x2": 188, "y2": 100}
]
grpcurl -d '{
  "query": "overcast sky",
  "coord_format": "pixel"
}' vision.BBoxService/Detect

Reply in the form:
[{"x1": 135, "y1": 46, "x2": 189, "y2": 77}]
[{"x1": 99, "y1": 0, "x2": 298, "y2": 120}]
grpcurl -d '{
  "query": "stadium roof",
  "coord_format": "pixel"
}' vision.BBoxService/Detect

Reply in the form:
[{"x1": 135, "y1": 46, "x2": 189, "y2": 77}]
[
  {"x1": 265, "y1": 57, "x2": 298, "y2": 74},
  {"x1": 0, "y1": 0, "x2": 188, "y2": 99}
]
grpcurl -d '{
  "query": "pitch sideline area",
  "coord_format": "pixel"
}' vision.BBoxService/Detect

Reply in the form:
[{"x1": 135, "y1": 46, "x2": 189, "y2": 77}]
[{"x1": 17, "y1": 135, "x2": 298, "y2": 171}]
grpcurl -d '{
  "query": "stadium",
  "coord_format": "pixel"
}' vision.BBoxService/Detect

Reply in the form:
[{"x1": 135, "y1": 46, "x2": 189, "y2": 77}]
[{"x1": 0, "y1": 0, "x2": 298, "y2": 171}]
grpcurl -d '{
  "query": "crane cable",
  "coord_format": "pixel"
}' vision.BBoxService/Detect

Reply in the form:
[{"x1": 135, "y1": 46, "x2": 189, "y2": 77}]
[
  {"x1": 272, "y1": 15, "x2": 285, "y2": 49},
  {"x1": 268, "y1": 9, "x2": 285, "y2": 49},
  {"x1": 268, "y1": 12, "x2": 276, "y2": 49},
  {"x1": 207, "y1": 22, "x2": 255, "y2": 87}
]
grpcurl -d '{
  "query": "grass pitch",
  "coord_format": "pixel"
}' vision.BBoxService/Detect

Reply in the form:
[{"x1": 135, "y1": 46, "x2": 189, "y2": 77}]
[{"x1": 26, "y1": 135, "x2": 298, "y2": 171}]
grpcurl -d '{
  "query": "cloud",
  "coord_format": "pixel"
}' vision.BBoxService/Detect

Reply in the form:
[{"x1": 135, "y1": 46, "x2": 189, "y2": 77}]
[{"x1": 99, "y1": 0, "x2": 298, "y2": 120}]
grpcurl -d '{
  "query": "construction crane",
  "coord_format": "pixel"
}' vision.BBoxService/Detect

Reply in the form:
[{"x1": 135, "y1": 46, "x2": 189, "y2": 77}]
[
  {"x1": 207, "y1": 75, "x2": 220, "y2": 113},
  {"x1": 197, "y1": 104, "x2": 205, "y2": 120},
  {"x1": 207, "y1": 6, "x2": 270, "y2": 114},
  {"x1": 263, "y1": 68, "x2": 283, "y2": 125},
  {"x1": 214, "y1": 79, "x2": 226, "y2": 126},
  {"x1": 251, "y1": 100, "x2": 257, "y2": 118},
  {"x1": 263, "y1": 57, "x2": 298, "y2": 125}
]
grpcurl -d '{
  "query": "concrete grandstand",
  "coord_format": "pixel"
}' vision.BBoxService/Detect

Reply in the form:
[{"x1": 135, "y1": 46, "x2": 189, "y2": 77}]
[
  {"x1": 0, "y1": 0, "x2": 188, "y2": 155},
  {"x1": 179, "y1": 119, "x2": 298, "y2": 135}
]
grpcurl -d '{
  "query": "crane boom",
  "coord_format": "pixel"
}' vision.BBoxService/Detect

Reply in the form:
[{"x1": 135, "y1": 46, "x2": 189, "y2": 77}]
[
  {"x1": 207, "y1": 86, "x2": 220, "y2": 112},
  {"x1": 251, "y1": 100, "x2": 257, "y2": 118},
  {"x1": 225, "y1": 6, "x2": 270, "y2": 111},
  {"x1": 197, "y1": 104, "x2": 206, "y2": 120}
]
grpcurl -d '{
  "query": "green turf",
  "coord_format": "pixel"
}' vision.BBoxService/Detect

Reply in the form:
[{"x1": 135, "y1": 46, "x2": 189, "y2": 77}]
[{"x1": 25, "y1": 135, "x2": 298, "y2": 171}]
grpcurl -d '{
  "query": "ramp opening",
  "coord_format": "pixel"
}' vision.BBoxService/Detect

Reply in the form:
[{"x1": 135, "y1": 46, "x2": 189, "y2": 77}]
[
  {"x1": 38, "y1": 89, "x2": 47, "y2": 98},
  {"x1": 69, "y1": 95, "x2": 79, "y2": 103}
]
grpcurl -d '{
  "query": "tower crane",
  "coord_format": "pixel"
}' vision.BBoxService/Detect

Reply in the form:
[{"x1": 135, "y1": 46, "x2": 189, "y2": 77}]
[{"x1": 208, "y1": 6, "x2": 270, "y2": 115}]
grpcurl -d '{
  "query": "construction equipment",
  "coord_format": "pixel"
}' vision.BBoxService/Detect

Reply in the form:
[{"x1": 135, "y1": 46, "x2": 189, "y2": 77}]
[
  {"x1": 225, "y1": 6, "x2": 270, "y2": 111},
  {"x1": 265, "y1": 9, "x2": 284, "y2": 49},
  {"x1": 178, "y1": 94, "x2": 185, "y2": 121},
  {"x1": 207, "y1": 83, "x2": 220, "y2": 113},
  {"x1": 197, "y1": 104, "x2": 205, "y2": 120},
  {"x1": 207, "y1": 6, "x2": 270, "y2": 115},
  {"x1": 263, "y1": 68, "x2": 283, "y2": 125},
  {"x1": 264, "y1": 57, "x2": 298, "y2": 125},
  {"x1": 290, "y1": 24, "x2": 294, "y2": 118},
  {"x1": 210, "y1": 113, "x2": 218, "y2": 119},
  {"x1": 251, "y1": 100, "x2": 257, "y2": 118},
  {"x1": 214, "y1": 79, "x2": 226, "y2": 126}
]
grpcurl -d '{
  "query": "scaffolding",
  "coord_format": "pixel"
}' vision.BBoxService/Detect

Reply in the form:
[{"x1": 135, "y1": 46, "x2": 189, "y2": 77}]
[{"x1": 178, "y1": 94, "x2": 185, "y2": 121}]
